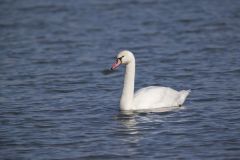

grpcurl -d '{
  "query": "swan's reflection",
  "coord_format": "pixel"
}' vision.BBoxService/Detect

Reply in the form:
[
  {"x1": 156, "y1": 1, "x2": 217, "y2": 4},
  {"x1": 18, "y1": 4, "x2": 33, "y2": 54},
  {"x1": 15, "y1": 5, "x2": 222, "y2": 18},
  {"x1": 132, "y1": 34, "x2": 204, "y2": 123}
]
[
  {"x1": 115, "y1": 111, "x2": 141, "y2": 144},
  {"x1": 115, "y1": 107, "x2": 181, "y2": 143}
]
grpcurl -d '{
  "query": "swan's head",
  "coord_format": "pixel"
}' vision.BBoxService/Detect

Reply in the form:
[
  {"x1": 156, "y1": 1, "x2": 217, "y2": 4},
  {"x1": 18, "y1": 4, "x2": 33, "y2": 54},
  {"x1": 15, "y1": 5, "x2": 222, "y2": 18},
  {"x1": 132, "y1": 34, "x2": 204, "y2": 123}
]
[{"x1": 111, "y1": 50, "x2": 135, "y2": 70}]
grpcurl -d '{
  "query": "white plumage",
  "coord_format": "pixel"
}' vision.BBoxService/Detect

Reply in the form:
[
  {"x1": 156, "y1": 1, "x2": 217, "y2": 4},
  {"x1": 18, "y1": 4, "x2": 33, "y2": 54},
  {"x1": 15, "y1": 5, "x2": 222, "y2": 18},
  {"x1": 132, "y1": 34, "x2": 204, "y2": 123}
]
[
  {"x1": 133, "y1": 86, "x2": 190, "y2": 110},
  {"x1": 111, "y1": 50, "x2": 190, "y2": 111}
]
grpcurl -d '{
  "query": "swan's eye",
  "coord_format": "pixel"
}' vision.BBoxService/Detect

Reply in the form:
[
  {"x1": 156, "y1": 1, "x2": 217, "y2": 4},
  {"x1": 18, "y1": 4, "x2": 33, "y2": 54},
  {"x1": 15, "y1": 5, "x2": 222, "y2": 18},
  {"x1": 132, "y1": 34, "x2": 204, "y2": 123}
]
[{"x1": 118, "y1": 56, "x2": 124, "y2": 62}]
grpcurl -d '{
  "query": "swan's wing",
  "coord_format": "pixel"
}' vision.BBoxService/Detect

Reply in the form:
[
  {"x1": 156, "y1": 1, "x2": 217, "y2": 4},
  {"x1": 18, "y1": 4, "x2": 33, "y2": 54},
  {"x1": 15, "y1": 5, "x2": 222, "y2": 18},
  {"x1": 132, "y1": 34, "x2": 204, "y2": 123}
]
[{"x1": 133, "y1": 86, "x2": 181, "y2": 109}]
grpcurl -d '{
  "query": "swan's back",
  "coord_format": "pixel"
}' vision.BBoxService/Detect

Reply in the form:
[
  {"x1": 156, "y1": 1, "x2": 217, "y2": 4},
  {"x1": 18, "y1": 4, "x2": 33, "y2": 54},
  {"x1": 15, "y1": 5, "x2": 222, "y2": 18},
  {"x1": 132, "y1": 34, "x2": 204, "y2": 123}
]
[{"x1": 132, "y1": 86, "x2": 190, "y2": 110}]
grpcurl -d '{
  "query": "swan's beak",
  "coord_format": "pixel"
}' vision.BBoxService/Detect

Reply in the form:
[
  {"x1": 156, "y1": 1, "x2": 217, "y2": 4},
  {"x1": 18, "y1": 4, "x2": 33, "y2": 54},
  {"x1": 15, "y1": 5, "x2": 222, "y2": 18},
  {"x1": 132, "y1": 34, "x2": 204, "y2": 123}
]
[{"x1": 111, "y1": 59, "x2": 121, "y2": 70}]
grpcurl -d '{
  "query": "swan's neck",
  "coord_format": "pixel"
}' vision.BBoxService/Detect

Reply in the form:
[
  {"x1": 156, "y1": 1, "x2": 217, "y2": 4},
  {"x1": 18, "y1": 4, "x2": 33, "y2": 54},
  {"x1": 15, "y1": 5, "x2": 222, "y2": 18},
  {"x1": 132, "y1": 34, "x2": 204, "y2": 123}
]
[{"x1": 120, "y1": 60, "x2": 135, "y2": 110}]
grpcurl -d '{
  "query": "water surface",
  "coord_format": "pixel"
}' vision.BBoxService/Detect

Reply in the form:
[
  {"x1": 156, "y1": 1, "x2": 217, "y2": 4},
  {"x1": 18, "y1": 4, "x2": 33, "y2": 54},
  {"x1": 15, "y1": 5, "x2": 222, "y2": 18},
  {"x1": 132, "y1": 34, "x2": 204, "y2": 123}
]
[{"x1": 1, "y1": 0, "x2": 240, "y2": 159}]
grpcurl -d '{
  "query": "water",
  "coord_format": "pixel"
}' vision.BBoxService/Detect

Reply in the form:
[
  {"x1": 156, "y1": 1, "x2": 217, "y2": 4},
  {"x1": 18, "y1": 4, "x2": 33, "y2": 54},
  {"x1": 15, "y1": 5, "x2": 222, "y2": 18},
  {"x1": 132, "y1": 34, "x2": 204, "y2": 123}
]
[{"x1": 1, "y1": 0, "x2": 240, "y2": 159}]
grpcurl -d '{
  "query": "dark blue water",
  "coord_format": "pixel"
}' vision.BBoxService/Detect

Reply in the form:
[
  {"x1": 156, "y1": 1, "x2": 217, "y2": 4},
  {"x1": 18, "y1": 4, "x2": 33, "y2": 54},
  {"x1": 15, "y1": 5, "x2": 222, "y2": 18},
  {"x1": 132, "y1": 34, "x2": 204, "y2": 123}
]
[{"x1": 1, "y1": 0, "x2": 240, "y2": 159}]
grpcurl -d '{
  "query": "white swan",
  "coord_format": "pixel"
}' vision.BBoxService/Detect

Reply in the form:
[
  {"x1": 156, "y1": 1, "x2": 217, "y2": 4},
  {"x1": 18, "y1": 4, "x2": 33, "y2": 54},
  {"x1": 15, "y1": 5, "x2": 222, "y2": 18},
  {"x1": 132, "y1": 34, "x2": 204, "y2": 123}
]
[{"x1": 111, "y1": 50, "x2": 190, "y2": 111}]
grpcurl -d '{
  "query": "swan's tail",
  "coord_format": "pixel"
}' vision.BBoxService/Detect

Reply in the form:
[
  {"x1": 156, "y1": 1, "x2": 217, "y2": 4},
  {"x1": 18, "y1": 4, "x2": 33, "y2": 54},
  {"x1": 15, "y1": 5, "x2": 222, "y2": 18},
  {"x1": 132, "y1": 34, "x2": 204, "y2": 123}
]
[{"x1": 178, "y1": 89, "x2": 191, "y2": 105}]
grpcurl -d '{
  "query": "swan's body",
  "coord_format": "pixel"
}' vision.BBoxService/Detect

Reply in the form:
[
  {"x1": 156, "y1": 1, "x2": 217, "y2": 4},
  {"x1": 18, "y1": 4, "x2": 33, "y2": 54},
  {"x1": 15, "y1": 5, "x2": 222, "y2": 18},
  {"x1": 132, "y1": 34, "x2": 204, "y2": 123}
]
[
  {"x1": 133, "y1": 86, "x2": 190, "y2": 110},
  {"x1": 111, "y1": 50, "x2": 190, "y2": 111}
]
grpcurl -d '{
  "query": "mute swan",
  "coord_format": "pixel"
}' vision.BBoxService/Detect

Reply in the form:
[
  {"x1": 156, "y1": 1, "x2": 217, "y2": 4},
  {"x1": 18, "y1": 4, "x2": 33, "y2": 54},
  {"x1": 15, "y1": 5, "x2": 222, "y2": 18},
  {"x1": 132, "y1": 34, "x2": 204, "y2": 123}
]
[{"x1": 111, "y1": 50, "x2": 190, "y2": 111}]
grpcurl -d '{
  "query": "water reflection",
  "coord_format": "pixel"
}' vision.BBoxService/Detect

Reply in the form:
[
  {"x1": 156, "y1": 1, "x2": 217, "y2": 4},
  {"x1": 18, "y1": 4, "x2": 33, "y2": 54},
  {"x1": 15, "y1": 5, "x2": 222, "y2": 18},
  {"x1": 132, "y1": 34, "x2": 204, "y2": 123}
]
[
  {"x1": 115, "y1": 112, "x2": 141, "y2": 144},
  {"x1": 118, "y1": 112, "x2": 138, "y2": 130},
  {"x1": 115, "y1": 107, "x2": 181, "y2": 144},
  {"x1": 120, "y1": 106, "x2": 181, "y2": 115},
  {"x1": 111, "y1": 108, "x2": 176, "y2": 157}
]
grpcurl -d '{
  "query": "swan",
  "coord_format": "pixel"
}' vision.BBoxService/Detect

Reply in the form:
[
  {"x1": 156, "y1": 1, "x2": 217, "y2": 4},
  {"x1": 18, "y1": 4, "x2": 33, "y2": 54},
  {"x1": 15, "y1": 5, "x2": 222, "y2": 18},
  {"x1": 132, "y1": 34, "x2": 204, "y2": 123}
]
[{"x1": 111, "y1": 50, "x2": 190, "y2": 111}]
